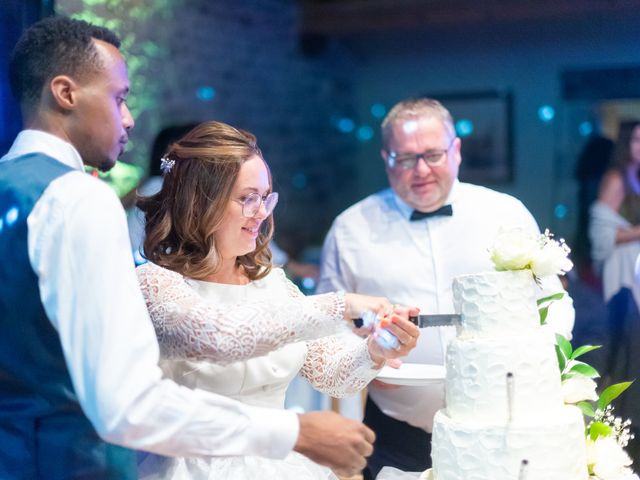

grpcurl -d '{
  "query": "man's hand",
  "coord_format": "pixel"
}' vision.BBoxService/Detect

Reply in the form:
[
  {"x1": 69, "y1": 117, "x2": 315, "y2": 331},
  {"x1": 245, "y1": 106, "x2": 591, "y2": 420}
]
[{"x1": 294, "y1": 411, "x2": 375, "y2": 477}]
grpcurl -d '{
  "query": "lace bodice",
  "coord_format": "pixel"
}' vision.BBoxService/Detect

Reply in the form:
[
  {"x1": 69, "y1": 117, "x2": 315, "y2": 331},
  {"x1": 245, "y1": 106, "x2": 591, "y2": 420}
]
[
  {"x1": 136, "y1": 263, "x2": 379, "y2": 398},
  {"x1": 137, "y1": 262, "x2": 345, "y2": 362}
]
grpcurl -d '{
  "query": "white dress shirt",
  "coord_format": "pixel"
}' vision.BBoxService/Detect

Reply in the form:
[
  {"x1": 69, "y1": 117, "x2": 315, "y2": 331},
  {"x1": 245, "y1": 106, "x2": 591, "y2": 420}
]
[
  {"x1": 0, "y1": 130, "x2": 299, "y2": 459},
  {"x1": 318, "y1": 180, "x2": 573, "y2": 431}
]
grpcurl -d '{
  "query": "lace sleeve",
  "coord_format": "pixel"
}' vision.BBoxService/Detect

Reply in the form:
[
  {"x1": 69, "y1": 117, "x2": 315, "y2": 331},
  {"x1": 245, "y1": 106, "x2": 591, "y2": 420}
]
[
  {"x1": 299, "y1": 329, "x2": 380, "y2": 398},
  {"x1": 136, "y1": 262, "x2": 346, "y2": 363}
]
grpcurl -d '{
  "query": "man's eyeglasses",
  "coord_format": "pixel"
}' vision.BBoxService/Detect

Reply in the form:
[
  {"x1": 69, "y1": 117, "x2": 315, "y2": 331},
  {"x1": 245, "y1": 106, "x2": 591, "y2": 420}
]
[
  {"x1": 387, "y1": 137, "x2": 456, "y2": 170},
  {"x1": 236, "y1": 192, "x2": 279, "y2": 218}
]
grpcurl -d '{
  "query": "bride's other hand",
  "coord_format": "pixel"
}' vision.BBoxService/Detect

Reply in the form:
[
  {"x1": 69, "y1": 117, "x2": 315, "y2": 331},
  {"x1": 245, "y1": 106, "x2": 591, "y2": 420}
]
[{"x1": 368, "y1": 306, "x2": 420, "y2": 366}]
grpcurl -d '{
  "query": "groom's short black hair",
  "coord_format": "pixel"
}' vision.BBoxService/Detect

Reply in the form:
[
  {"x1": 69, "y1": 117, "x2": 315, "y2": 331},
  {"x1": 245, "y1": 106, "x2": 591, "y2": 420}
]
[{"x1": 9, "y1": 15, "x2": 121, "y2": 111}]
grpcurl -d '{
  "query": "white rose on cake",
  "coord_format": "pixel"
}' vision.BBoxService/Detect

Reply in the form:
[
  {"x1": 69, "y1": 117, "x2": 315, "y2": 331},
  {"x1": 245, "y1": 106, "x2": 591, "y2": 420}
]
[
  {"x1": 562, "y1": 375, "x2": 599, "y2": 404},
  {"x1": 489, "y1": 227, "x2": 539, "y2": 271},
  {"x1": 586, "y1": 435, "x2": 633, "y2": 479},
  {"x1": 530, "y1": 229, "x2": 573, "y2": 278}
]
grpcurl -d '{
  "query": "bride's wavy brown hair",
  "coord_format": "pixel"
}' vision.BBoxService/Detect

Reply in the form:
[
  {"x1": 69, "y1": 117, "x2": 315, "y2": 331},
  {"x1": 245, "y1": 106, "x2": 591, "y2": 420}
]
[{"x1": 138, "y1": 121, "x2": 274, "y2": 281}]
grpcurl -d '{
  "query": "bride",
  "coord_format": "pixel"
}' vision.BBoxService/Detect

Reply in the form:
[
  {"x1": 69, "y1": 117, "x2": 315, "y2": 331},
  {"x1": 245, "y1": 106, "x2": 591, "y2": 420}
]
[{"x1": 135, "y1": 121, "x2": 419, "y2": 479}]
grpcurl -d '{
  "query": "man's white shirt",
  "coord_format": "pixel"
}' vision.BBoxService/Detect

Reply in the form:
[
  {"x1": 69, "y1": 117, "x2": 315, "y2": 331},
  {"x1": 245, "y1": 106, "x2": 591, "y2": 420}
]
[{"x1": 318, "y1": 180, "x2": 574, "y2": 431}]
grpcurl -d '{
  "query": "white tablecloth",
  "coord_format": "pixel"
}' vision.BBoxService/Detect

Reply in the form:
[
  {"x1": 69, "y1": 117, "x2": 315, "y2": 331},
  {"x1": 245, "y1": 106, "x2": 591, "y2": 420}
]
[{"x1": 376, "y1": 467, "x2": 640, "y2": 480}]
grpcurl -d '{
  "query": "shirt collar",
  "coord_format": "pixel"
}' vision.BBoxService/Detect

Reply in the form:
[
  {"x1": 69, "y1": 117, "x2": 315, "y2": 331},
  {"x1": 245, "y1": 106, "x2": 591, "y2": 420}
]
[
  {"x1": 391, "y1": 178, "x2": 460, "y2": 220},
  {"x1": 1, "y1": 129, "x2": 85, "y2": 171}
]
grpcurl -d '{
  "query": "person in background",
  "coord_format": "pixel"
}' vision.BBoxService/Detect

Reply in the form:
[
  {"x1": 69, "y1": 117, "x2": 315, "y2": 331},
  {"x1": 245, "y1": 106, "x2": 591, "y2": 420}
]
[
  {"x1": 0, "y1": 15, "x2": 387, "y2": 479},
  {"x1": 574, "y1": 132, "x2": 614, "y2": 284},
  {"x1": 317, "y1": 98, "x2": 575, "y2": 478},
  {"x1": 135, "y1": 120, "x2": 420, "y2": 479},
  {"x1": 589, "y1": 120, "x2": 640, "y2": 457}
]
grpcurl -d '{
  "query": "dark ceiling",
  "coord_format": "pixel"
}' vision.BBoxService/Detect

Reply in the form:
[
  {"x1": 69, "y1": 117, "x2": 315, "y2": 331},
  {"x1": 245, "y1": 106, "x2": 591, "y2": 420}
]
[{"x1": 299, "y1": 0, "x2": 640, "y2": 35}]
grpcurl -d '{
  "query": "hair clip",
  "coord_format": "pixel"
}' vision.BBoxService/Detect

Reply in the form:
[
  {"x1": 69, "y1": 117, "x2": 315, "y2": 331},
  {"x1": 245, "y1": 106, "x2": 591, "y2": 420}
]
[{"x1": 160, "y1": 156, "x2": 175, "y2": 174}]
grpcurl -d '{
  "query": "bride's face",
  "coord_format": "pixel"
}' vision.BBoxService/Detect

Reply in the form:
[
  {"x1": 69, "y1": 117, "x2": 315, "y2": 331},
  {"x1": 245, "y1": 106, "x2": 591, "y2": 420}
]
[{"x1": 216, "y1": 155, "x2": 272, "y2": 260}]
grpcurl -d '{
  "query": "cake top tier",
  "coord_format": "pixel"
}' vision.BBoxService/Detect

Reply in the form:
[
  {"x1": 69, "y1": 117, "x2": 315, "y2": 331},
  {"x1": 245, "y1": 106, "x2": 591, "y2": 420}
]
[{"x1": 452, "y1": 270, "x2": 539, "y2": 338}]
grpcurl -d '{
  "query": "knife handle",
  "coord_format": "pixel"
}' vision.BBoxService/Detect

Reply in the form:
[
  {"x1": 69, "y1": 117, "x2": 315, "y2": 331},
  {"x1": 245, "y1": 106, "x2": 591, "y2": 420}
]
[{"x1": 409, "y1": 315, "x2": 419, "y2": 326}]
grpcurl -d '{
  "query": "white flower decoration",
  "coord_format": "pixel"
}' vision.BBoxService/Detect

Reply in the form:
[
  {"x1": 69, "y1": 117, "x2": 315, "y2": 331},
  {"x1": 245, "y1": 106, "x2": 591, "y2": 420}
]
[
  {"x1": 561, "y1": 375, "x2": 599, "y2": 404},
  {"x1": 586, "y1": 435, "x2": 633, "y2": 479},
  {"x1": 530, "y1": 230, "x2": 573, "y2": 277},
  {"x1": 489, "y1": 227, "x2": 573, "y2": 278},
  {"x1": 489, "y1": 227, "x2": 539, "y2": 271}
]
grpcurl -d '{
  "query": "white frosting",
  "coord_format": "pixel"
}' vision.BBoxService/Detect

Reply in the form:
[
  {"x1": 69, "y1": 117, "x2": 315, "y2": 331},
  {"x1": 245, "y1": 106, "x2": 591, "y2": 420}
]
[
  {"x1": 452, "y1": 270, "x2": 539, "y2": 338},
  {"x1": 431, "y1": 406, "x2": 588, "y2": 480},
  {"x1": 431, "y1": 270, "x2": 588, "y2": 480},
  {"x1": 445, "y1": 329, "x2": 563, "y2": 423}
]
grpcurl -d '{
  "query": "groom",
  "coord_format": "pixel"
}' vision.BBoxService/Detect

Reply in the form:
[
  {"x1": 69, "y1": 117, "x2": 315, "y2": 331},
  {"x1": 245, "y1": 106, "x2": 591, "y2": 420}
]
[{"x1": 0, "y1": 15, "x2": 375, "y2": 479}]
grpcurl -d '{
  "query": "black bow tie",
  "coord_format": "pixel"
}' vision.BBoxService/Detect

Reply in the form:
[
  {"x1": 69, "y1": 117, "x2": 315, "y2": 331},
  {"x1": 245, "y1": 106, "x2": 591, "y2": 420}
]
[{"x1": 410, "y1": 204, "x2": 453, "y2": 221}]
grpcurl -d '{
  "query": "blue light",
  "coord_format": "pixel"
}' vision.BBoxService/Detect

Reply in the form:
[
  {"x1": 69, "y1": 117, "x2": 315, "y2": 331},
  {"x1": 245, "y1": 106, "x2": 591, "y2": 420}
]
[
  {"x1": 579, "y1": 121, "x2": 593, "y2": 137},
  {"x1": 356, "y1": 125, "x2": 374, "y2": 142},
  {"x1": 554, "y1": 203, "x2": 568, "y2": 219},
  {"x1": 0, "y1": 218, "x2": 3, "y2": 233},
  {"x1": 302, "y1": 277, "x2": 316, "y2": 290},
  {"x1": 538, "y1": 105, "x2": 555, "y2": 123},
  {"x1": 370, "y1": 103, "x2": 386, "y2": 119},
  {"x1": 292, "y1": 172, "x2": 307, "y2": 189},
  {"x1": 455, "y1": 119, "x2": 474, "y2": 137},
  {"x1": 336, "y1": 118, "x2": 355, "y2": 133},
  {"x1": 196, "y1": 86, "x2": 216, "y2": 101},
  {"x1": 5, "y1": 206, "x2": 18, "y2": 226}
]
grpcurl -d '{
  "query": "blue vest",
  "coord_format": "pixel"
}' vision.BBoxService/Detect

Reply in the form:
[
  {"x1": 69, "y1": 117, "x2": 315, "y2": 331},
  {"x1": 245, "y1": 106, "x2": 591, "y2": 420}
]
[{"x1": 0, "y1": 153, "x2": 136, "y2": 479}]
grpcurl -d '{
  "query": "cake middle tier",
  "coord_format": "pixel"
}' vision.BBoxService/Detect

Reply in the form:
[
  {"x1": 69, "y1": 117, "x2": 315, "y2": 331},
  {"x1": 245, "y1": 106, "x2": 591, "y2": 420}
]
[{"x1": 445, "y1": 329, "x2": 563, "y2": 422}]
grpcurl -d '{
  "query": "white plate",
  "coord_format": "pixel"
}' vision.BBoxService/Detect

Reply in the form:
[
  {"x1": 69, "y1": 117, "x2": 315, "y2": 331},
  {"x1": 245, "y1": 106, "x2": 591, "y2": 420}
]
[{"x1": 376, "y1": 363, "x2": 445, "y2": 386}]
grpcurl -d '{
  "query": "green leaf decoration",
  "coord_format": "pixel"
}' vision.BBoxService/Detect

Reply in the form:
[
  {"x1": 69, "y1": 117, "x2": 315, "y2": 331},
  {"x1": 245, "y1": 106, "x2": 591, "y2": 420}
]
[
  {"x1": 597, "y1": 381, "x2": 634, "y2": 411},
  {"x1": 555, "y1": 344, "x2": 566, "y2": 372},
  {"x1": 589, "y1": 421, "x2": 613, "y2": 440},
  {"x1": 561, "y1": 372, "x2": 574, "y2": 382},
  {"x1": 568, "y1": 362, "x2": 600, "y2": 378},
  {"x1": 570, "y1": 345, "x2": 601, "y2": 360},
  {"x1": 539, "y1": 306, "x2": 549, "y2": 325},
  {"x1": 577, "y1": 401, "x2": 596, "y2": 417},
  {"x1": 537, "y1": 292, "x2": 565, "y2": 305},
  {"x1": 556, "y1": 334, "x2": 573, "y2": 361}
]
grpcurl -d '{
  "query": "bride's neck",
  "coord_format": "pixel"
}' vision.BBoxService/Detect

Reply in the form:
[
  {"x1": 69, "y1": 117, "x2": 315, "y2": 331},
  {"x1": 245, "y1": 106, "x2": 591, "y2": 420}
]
[{"x1": 205, "y1": 258, "x2": 249, "y2": 285}]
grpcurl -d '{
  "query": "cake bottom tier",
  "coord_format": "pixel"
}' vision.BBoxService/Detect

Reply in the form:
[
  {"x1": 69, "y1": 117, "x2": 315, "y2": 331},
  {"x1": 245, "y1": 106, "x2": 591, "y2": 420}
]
[{"x1": 431, "y1": 406, "x2": 588, "y2": 480}]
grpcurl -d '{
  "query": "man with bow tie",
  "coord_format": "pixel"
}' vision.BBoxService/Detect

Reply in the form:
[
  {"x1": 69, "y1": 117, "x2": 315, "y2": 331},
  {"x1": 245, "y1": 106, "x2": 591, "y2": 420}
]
[{"x1": 317, "y1": 97, "x2": 575, "y2": 479}]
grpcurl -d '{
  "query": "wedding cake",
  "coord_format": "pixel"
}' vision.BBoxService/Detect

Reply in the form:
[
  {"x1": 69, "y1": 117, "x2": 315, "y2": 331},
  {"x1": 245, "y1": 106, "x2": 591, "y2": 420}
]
[{"x1": 430, "y1": 269, "x2": 589, "y2": 480}]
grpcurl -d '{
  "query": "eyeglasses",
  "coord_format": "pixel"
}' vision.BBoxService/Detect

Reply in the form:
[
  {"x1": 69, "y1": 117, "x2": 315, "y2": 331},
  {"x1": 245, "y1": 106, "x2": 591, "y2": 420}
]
[
  {"x1": 235, "y1": 192, "x2": 279, "y2": 218},
  {"x1": 387, "y1": 137, "x2": 456, "y2": 170}
]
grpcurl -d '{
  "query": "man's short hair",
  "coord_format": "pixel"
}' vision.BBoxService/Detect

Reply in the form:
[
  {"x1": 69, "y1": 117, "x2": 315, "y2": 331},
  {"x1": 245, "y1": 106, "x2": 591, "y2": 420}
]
[
  {"x1": 381, "y1": 98, "x2": 456, "y2": 148},
  {"x1": 9, "y1": 15, "x2": 121, "y2": 111}
]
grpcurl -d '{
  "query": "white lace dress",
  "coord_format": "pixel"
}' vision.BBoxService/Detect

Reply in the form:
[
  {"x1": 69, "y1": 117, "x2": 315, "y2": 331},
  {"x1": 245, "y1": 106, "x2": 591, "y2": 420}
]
[{"x1": 136, "y1": 262, "x2": 380, "y2": 480}]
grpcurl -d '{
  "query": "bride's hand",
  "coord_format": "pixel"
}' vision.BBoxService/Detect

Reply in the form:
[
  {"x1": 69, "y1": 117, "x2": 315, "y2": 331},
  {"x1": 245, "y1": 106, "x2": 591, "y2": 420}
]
[
  {"x1": 367, "y1": 305, "x2": 420, "y2": 366},
  {"x1": 342, "y1": 293, "x2": 391, "y2": 323}
]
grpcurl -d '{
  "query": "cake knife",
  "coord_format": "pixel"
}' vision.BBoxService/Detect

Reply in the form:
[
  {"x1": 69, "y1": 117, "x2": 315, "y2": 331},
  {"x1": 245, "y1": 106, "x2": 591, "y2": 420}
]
[
  {"x1": 408, "y1": 314, "x2": 461, "y2": 328},
  {"x1": 353, "y1": 313, "x2": 461, "y2": 328}
]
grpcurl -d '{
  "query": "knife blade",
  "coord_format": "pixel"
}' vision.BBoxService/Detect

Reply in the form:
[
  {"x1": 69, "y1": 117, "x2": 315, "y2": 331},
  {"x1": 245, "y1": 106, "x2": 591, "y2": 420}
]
[
  {"x1": 353, "y1": 313, "x2": 462, "y2": 328},
  {"x1": 409, "y1": 314, "x2": 461, "y2": 328}
]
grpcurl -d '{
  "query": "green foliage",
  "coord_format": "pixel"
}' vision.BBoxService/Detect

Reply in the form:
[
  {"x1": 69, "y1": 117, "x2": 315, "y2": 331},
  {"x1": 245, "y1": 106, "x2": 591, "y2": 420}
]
[
  {"x1": 589, "y1": 421, "x2": 613, "y2": 440},
  {"x1": 568, "y1": 362, "x2": 600, "y2": 379},
  {"x1": 577, "y1": 401, "x2": 596, "y2": 417},
  {"x1": 555, "y1": 333, "x2": 573, "y2": 360},
  {"x1": 537, "y1": 292, "x2": 565, "y2": 305},
  {"x1": 597, "y1": 382, "x2": 634, "y2": 411}
]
